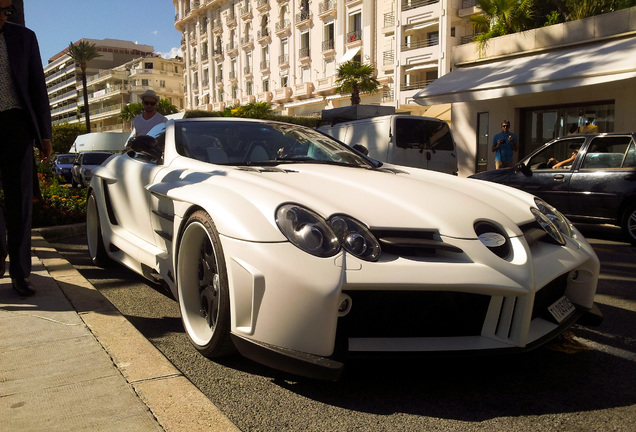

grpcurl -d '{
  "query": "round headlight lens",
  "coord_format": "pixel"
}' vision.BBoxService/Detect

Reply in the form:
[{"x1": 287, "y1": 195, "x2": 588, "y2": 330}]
[
  {"x1": 276, "y1": 204, "x2": 340, "y2": 257},
  {"x1": 329, "y1": 215, "x2": 381, "y2": 261},
  {"x1": 531, "y1": 207, "x2": 565, "y2": 245}
]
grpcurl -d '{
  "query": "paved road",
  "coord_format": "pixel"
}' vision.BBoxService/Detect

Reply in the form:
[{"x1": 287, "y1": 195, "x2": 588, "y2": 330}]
[{"x1": 47, "y1": 225, "x2": 636, "y2": 432}]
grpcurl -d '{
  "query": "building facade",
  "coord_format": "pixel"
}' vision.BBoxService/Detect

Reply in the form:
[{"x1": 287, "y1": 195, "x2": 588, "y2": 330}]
[
  {"x1": 414, "y1": 6, "x2": 636, "y2": 176},
  {"x1": 44, "y1": 39, "x2": 185, "y2": 132},
  {"x1": 83, "y1": 56, "x2": 185, "y2": 132},
  {"x1": 173, "y1": 0, "x2": 478, "y2": 118}
]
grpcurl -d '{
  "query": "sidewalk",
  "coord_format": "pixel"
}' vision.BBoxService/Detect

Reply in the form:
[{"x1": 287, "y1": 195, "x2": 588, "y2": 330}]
[{"x1": 0, "y1": 230, "x2": 240, "y2": 432}]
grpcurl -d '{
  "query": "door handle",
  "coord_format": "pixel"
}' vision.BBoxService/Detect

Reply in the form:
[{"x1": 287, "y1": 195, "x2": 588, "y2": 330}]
[{"x1": 553, "y1": 174, "x2": 565, "y2": 181}]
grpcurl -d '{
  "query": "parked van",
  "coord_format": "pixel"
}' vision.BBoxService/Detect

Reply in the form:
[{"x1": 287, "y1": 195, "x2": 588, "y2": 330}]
[
  {"x1": 69, "y1": 132, "x2": 129, "y2": 153},
  {"x1": 318, "y1": 110, "x2": 457, "y2": 175}
]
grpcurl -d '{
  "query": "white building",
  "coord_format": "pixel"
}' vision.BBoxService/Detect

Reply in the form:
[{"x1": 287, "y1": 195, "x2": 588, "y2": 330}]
[
  {"x1": 173, "y1": 0, "x2": 478, "y2": 118},
  {"x1": 414, "y1": 7, "x2": 636, "y2": 177},
  {"x1": 44, "y1": 39, "x2": 155, "y2": 127}
]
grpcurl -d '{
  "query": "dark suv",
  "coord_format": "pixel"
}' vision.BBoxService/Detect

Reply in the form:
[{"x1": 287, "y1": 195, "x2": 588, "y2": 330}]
[{"x1": 471, "y1": 133, "x2": 636, "y2": 245}]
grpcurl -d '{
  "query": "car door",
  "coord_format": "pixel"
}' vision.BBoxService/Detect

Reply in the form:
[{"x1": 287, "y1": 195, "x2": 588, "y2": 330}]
[
  {"x1": 507, "y1": 137, "x2": 586, "y2": 214},
  {"x1": 567, "y1": 135, "x2": 636, "y2": 222}
]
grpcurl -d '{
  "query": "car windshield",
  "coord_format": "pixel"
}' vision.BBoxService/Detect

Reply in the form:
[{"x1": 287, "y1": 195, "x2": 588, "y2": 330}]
[
  {"x1": 174, "y1": 120, "x2": 374, "y2": 168},
  {"x1": 57, "y1": 155, "x2": 75, "y2": 164},
  {"x1": 83, "y1": 153, "x2": 112, "y2": 165}
]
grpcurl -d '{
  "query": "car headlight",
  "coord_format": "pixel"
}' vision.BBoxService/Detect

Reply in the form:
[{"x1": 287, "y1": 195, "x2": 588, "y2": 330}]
[
  {"x1": 532, "y1": 198, "x2": 573, "y2": 245},
  {"x1": 329, "y1": 214, "x2": 381, "y2": 261},
  {"x1": 474, "y1": 221, "x2": 511, "y2": 259},
  {"x1": 276, "y1": 204, "x2": 381, "y2": 261},
  {"x1": 276, "y1": 204, "x2": 340, "y2": 257}
]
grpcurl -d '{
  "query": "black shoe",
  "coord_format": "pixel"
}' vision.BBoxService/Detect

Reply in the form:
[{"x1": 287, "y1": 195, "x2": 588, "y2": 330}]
[{"x1": 12, "y1": 278, "x2": 36, "y2": 297}]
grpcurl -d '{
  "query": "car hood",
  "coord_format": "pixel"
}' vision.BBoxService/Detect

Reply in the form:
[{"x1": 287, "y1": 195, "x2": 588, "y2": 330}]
[
  {"x1": 160, "y1": 161, "x2": 537, "y2": 241},
  {"x1": 469, "y1": 167, "x2": 515, "y2": 183}
]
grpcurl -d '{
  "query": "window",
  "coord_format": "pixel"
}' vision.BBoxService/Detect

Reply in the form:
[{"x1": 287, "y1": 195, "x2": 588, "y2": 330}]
[
  {"x1": 281, "y1": 75, "x2": 288, "y2": 87},
  {"x1": 476, "y1": 112, "x2": 489, "y2": 173},
  {"x1": 263, "y1": 79, "x2": 269, "y2": 92},
  {"x1": 323, "y1": 22, "x2": 334, "y2": 51},
  {"x1": 160, "y1": 80, "x2": 166, "y2": 88},
  {"x1": 142, "y1": 79, "x2": 149, "y2": 87},
  {"x1": 144, "y1": 62, "x2": 153, "y2": 69},
  {"x1": 582, "y1": 136, "x2": 633, "y2": 169},
  {"x1": 246, "y1": 81, "x2": 253, "y2": 96}
]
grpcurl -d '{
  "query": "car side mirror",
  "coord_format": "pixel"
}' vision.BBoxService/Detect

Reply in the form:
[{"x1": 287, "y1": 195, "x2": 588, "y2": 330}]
[
  {"x1": 514, "y1": 163, "x2": 532, "y2": 176},
  {"x1": 352, "y1": 144, "x2": 369, "y2": 156},
  {"x1": 126, "y1": 135, "x2": 163, "y2": 160}
]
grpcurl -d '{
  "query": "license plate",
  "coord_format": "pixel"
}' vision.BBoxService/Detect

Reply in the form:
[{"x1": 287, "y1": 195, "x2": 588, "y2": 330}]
[{"x1": 548, "y1": 296, "x2": 575, "y2": 323}]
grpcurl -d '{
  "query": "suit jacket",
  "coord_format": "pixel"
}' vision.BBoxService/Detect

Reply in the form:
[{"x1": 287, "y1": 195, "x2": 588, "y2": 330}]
[{"x1": 2, "y1": 21, "x2": 51, "y2": 149}]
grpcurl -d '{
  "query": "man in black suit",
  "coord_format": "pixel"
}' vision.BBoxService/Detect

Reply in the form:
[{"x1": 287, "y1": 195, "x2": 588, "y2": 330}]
[{"x1": 0, "y1": 0, "x2": 52, "y2": 296}]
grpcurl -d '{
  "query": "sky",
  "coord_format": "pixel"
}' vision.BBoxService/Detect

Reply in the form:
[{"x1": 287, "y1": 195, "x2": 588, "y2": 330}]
[{"x1": 24, "y1": 0, "x2": 183, "y2": 65}]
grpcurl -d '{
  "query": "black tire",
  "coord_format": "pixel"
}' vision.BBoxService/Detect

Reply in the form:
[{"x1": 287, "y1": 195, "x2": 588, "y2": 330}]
[
  {"x1": 621, "y1": 203, "x2": 636, "y2": 246},
  {"x1": 86, "y1": 191, "x2": 111, "y2": 266},
  {"x1": 177, "y1": 210, "x2": 235, "y2": 357}
]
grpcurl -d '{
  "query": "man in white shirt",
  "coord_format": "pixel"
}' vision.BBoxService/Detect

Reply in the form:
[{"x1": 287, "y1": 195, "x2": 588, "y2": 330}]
[{"x1": 133, "y1": 89, "x2": 167, "y2": 136}]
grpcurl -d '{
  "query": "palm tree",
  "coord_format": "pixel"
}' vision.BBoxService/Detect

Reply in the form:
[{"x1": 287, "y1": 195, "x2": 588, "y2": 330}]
[
  {"x1": 334, "y1": 61, "x2": 380, "y2": 105},
  {"x1": 156, "y1": 99, "x2": 179, "y2": 116},
  {"x1": 68, "y1": 40, "x2": 101, "y2": 132},
  {"x1": 470, "y1": 0, "x2": 535, "y2": 42}
]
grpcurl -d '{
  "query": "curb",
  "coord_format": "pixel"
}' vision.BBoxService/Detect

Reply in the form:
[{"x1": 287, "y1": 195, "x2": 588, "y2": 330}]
[{"x1": 32, "y1": 227, "x2": 240, "y2": 432}]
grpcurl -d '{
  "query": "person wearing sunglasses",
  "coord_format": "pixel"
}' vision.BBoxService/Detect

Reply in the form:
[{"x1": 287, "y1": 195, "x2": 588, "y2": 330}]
[
  {"x1": 0, "y1": 0, "x2": 53, "y2": 296},
  {"x1": 133, "y1": 89, "x2": 167, "y2": 136},
  {"x1": 492, "y1": 120, "x2": 518, "y2": 169}
]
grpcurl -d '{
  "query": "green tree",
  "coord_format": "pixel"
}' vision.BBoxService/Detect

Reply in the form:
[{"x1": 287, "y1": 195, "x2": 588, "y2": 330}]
[
  {"x1": 120, "y1": 102, "x2": 143, "y2": 122},
  {"x1": 334, "y1": 61, "x2": 380, "y2": 105},
  {"x1": 67, "y1": 40, "x2": 101, "y2": 133},
  {"x1": 52, "y1": 123, "x2": 86, "y2": 154},
  {"x1": 156, "y1": 98, "x2": 179, "y2": 116},
  {"x1": 230, "y1": 101, "x2": 274, "y2": 118},
  {"x1": 470, "y1": 0, "x2": 535, "y2": 43}
]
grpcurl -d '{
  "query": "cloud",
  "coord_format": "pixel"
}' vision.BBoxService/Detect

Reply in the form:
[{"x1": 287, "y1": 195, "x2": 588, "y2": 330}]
[
  {"x1": 152, "y1": 30, "x2": 159, "y2": 36},
  {"x1": 159, "y1": 47, "x2": 183, "y2": 59}
]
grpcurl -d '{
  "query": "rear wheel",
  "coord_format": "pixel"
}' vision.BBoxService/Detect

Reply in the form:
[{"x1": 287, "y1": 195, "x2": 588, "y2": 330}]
[
  {"x1": 177, "y1": 211, "x2": 234, "y2": 357},
  {"x1": 621, "y1": 203, "x2": 636, "y2": 245},
  {"x1": 86, "y1": 191, "x2": 111, "y2": 266}
]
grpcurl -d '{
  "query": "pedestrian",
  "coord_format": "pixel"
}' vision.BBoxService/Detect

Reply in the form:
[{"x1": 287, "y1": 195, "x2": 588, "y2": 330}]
[
  {"x1": 133, "y1": 89, "x2": 167, "y2": 136},
  {"x1": 0, "y1": 0, "x2": 52, "y2": 296},
  {"x1": 492, "y1": 120, "x2": 518, "y2": 169}
]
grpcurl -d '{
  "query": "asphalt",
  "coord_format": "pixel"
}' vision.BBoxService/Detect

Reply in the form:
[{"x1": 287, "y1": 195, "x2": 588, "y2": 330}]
[{"x1": 0, "y1": 225, "x2": 240, "y2": 432}]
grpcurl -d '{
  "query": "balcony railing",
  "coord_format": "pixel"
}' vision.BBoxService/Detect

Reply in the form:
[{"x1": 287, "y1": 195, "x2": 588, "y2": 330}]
[
  {"x1": 278, "y1": 54, "x2": 289, "y2": 66},
  {"x1": 295, "y1": 11, "x2": 312, "y2": 25},
  {"x1": 401, "y1": 0, "x2": 439, "y2": 11},
  {"x1": 401, "y1": 79, "x2": 435, "y2": 91},
  {"x1": 346, "y1": 30, "x2": 362, "y2": 43},
  {"x1": 275, "y1": 19, "x2": 290, "y2": 34},
  {"x1": 402, "y1": 39, "x2": 439, "y2": 50},
  {"x1": 322, "y1": 39, "x2": 335, "y2": 52},
  {"x1": 298, "y1": 47, "x2": 310, "y2": 58}
]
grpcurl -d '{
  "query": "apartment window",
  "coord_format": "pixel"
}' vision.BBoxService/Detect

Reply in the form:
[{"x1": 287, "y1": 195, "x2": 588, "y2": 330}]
[
  {"x1": 428, "y1": 31, "x2": 439, "y2": 46},
  {"x1": 218, "y1": 88, "x2": 224, "y2": 102},
  {"x1": 160, "y1": 80, "x2": 166, "y2": 88},
  {"x1": 281, "y1": 75, "x2": 288, "y2": 88},
  {"x1": 348, "y1": 12, "x2": 362, "y2": 42},
  {"x1": 263, "y1": 79, "x2": 269, "y2": 92},
  {"x1": 232, "y1": 85, "x2": 238, "y2": 99},
  {"x1": 300, "y1": 31, "x2": 310, "y2": 58},
  {"x1": 142, "y1": 79, "x2": 149, "y2": 87},
  {"x1": 323, "y1": 22, "x2": 334, "y2": 51},
  {"x1": 144, "y1": 62, "x2": 153, "y2": 69},
  {"x1": 246, "y1": 81, "x2": 253, "y2": 96}
]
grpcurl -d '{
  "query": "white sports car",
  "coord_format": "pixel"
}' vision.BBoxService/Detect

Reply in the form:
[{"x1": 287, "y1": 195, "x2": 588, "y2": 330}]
[{"x1": 87, "y1": 118, "x2": 602, "y2": 380}]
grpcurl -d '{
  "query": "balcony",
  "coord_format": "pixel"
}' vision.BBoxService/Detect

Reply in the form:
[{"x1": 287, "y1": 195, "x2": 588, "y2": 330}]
[
  {"x1": 260, "y1": 60, "x2": 270, "y2": 72},
  {"x1": 295, "y1": 11, "x2": 312, "y2": 28},
  {"x1": 322, "y1": 39, "x2": 335, "y2": 56},
  {"x1": 244, "y1": 65, "x2": 253, "y2": 77},
  {"x1": 256, "y1": 0, "x2": 270, "y2": 13},
  {"x1": 257, "y1": 91, "x2": 273, "y2": 102},
  {"x1": 212, "y1": 19, "x2": 223, "y2": 34},
  {"x1": 272, "y1": 87, "x2": 293, "y2": 103},
  {"x1": 240, "y1": 4, "x2": 252, "y2": 20},
  {"x1": 257, "y1": 28, "x2": 271, "y2": 44},
  {"x1": 315, "y1": 76, "x2": 336, "y2": 95},
  {"x1": 346, "y1": 30, "x2": 362, "y2": 46},
  {"x1": 241, "y1": 36, "x2": 254, "y2": 50},
  {"x1": 226, "y1": 42, "x2": 239, "y2": 56},
  {"x1": 275, "y1": 19, "x2": 291, "y2": 36},
  {"x1": 213, "y1": 48, "x2": 223, "y2": 60},
  {"x1": 294, "y1": 82, "x2": 315, "y2": 99},
  {"x1": 225, "y1": 12, "x2": 237, "y2": 28},
  {"x1": 278, "y1": 54, "x2": 289, "y2": 68},
  {"x1": 298, "y1": 47, "x2": 310, "y2": 63},
  {"x1": 401, "y1": 0, "x2": 439, "y2": 11},
  {"x1": 318, "y1": 1, "x2": 336, "y2": 19}
]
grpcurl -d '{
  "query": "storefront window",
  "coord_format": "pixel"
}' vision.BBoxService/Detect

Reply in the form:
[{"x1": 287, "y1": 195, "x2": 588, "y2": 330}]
[{"x1": 520, "y1": 101, "x2": 615, "y2": 157}]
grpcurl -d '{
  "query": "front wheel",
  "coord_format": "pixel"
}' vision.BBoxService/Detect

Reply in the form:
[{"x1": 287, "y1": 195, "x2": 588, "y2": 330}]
[
  {"x1": 86, "y1": 191, "x2": 111, "y2": 266},
  {"x1": 177, "y1": 211, "x2": 235, "y2": 358},
  {"x1": 621, "y1": 203, "x2": 636, "y2": 246}
]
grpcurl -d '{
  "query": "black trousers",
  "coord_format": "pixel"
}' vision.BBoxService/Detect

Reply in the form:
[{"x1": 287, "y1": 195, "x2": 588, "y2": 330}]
[{"x1": 0, "y1": 108, "x2": 35, "y2": 279}]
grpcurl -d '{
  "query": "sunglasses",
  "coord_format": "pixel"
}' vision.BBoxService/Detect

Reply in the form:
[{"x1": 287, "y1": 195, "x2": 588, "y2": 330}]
[
  {"x1": 143, "y1": 100, "x2": 156, "y2": 106},
  {"x1": 1, "y1": 6, "x2": 16, "y2": 16},
  {"x1": 502, "y1": 125, "x2": 510, "y2": 128}
]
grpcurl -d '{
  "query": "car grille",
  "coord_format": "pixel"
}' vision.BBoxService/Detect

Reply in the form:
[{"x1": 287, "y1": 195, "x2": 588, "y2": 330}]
[
  {"x1": 371, "y1": 229, "x2": 464, "y2": 258},
  {"x1": 532, "y1": 273, "x2": 568, "y2": 321},
  {"x1": 339, "y1": 291, "x2": 491, "y2": 338}
]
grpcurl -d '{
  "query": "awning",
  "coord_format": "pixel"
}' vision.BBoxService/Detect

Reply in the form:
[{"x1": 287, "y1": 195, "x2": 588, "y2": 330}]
[
  {"x1": 404, "y1": 21, "x2": 437, "y2": 34},
  {"x1": 339, "y1": 46, "x2": 361, "y2": 63},
  {"x1": 414, "y1": 36, "x2": 636, "y2": 105},
  {"x1": 284, "y1": 96, "x2": 325, "y2": 108},
  {"x1": 404, "y1": 62, "x2": 437, "y2": 72}
]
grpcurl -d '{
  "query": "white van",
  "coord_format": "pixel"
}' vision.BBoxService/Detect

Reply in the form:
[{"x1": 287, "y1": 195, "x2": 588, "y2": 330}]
[
  {"x1": 318, "y1": 114, "x2": 457, "y2": 175},
  {"x1": 70, "y1": 132, "x2": 129, "y2": 153}
]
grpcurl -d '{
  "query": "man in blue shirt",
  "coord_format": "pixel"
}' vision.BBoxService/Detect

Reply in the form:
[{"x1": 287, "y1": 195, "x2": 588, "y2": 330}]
[{"x1": 492, "y1": 120, "x2": 518, "y2": 169}]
